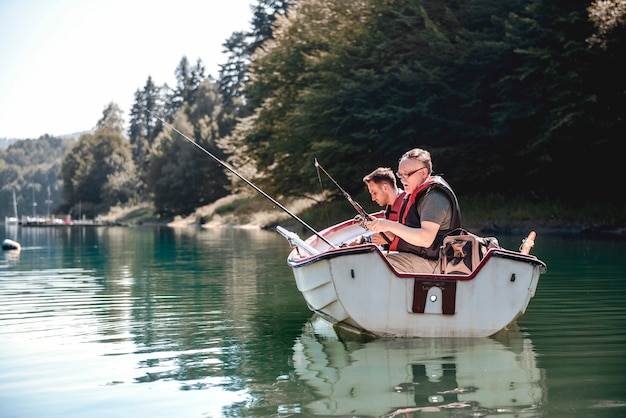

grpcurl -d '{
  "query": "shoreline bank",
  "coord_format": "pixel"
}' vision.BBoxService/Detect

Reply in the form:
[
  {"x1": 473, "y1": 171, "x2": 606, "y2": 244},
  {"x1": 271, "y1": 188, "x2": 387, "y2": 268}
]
[{"x1": 101, "y1": 196, "x2": 626, "y2": 240}]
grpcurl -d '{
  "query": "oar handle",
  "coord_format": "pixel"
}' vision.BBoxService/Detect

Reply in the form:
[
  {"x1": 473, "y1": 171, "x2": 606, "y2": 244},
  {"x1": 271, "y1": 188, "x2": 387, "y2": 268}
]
[{"x1": 520, "y1": 231, "x2": 536, "y2": 254}]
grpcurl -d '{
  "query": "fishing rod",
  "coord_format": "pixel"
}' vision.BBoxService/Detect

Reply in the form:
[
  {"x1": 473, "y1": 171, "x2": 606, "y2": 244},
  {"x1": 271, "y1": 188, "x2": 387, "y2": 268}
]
[
  {"x1": 146, "y1": 109, "x2": 336, "y2": 249},
  {"x1": 314, "y1": 159, "x2": 391, "y2": 244}
]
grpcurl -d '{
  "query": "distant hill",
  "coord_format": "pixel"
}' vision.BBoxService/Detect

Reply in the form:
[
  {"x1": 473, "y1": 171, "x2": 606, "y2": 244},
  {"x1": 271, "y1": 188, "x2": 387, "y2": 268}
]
[
  {"x1": 57, "y1": 131, "x2": 90, "y2": 141},
  {"x1": 0, "y1": 136, "x2": 77, "y2": 219},
  {"x1": 0, "y1": 131, "x2": 87, "y2": 149},
  {"x1": 0, "y1": 138, "x2": 20, "y2": 149}
]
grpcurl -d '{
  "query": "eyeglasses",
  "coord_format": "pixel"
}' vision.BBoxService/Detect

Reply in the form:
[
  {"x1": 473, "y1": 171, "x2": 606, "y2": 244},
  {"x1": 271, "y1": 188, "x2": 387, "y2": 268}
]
[{"x1": 396, "y1": 166, "x2": 427, "y2": 179}]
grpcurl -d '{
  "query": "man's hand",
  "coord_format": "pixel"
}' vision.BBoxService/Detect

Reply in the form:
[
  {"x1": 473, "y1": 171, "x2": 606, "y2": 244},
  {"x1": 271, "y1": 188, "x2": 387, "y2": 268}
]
[
  {"x1": 364, "y1": 217, "x2": 391, "y2": 233},
  {"x1": 371, "y1": 232, "x2": 394, "y2": 245}
]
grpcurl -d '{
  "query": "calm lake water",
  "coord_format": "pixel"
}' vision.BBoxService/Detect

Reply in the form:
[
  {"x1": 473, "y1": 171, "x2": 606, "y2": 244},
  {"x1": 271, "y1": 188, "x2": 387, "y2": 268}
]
[{"x1": 1, "y1": 224, "x2": 625, "y2": 417}]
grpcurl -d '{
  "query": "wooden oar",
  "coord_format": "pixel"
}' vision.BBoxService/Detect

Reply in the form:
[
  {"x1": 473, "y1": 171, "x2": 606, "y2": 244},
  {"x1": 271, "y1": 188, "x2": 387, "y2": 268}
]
[{"x1": 519, "y1": 231, "x2": 536, "y2": 254}]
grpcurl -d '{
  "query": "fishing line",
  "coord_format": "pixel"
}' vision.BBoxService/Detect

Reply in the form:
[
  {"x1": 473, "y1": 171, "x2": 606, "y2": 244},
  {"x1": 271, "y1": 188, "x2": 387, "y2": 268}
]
[
  {"x1": 144, "y1": 108, "x2": 336, "y2": 248},
  {"x1": 315, "y1": 164, "x2": 332, "y2": 226},
  {"x1": 315, "y1": 159, "x2": 391, "y2": 244}
]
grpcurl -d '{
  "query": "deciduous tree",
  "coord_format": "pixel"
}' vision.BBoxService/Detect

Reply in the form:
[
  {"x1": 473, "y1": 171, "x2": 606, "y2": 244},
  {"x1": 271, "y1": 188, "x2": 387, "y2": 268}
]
[{"x1": 60, "y1": 103, "x2": 138, "y2": 217}]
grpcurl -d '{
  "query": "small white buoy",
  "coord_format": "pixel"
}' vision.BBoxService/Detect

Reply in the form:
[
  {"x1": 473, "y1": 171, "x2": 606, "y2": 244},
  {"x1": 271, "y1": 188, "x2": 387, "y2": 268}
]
[{"x1": 2, "y1": 238, "x2": 21, "y2": 251}]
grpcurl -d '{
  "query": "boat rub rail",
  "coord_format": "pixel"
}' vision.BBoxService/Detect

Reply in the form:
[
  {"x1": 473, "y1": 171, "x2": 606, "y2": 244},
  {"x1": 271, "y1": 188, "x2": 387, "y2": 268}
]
[{"x1": 287, "y1": 244, "x2": 546, "y2": 280}]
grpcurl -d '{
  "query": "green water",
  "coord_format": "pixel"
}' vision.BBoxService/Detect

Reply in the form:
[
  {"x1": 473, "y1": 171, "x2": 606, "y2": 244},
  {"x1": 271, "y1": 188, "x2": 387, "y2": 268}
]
[{"x1": 0, "y1": 225, "x2": 624, "y2": 417}]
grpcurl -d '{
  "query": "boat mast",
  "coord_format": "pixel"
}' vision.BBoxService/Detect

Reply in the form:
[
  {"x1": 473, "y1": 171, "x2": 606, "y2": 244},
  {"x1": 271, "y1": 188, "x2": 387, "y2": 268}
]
[
  {"x1": 32, "y1": 183, "x2": 37, "y2": 218},
  {"x1": 12, "y1": 190, "x2": 18, "y2": 218},
  {"x1": 45, "y1": 186, "x2": 52, "y2": 218}
]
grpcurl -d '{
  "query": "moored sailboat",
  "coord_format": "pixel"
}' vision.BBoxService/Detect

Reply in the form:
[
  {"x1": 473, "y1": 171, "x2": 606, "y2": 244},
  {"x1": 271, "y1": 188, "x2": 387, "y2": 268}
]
[{"x1": 4, "y1": 190, "x2": 19, "y2": 225}]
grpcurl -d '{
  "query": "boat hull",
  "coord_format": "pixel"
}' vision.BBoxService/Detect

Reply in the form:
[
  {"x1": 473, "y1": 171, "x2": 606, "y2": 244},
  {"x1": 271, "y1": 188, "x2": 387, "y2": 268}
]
[{"x1": 280, "y1": 219, "x2": 546, "y2": 338}]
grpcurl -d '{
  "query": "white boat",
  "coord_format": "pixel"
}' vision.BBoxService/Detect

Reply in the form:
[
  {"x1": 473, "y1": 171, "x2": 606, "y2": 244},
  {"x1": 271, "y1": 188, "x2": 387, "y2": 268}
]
[
  {"x1": 276, "y1": 215, "x2": 546, "y2": 338},
  {"x1": 293, "y1": 315, "x2": 545, "y2": 417},
  {"x1": 4, "y1": 216, "x2": 18, "y2": 225}
]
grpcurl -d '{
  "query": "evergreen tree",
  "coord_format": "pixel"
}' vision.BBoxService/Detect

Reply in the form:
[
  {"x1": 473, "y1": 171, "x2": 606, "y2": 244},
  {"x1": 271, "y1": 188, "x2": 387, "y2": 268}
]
[
  {"x1": 165, "y1": 57, "x2": 207, "y2": 117},
  {"x1": 218, "y1": 0, "x2": 291, "y2": 108},
  {"x1": 218, "y1": 31, "x2": 251, "y2": 108},
  {"x1": 248, "y1": 0, "x2": 291, "y2": 51},
  {"x1": 128, "y1": 76, "x2": 164, "y2": 196}
]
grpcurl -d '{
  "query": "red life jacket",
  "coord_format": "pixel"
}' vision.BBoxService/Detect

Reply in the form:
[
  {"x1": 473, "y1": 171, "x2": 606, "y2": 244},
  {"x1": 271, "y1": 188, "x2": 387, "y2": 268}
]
[
  {"x1": 384, "y1": 190, "x2": 407, "y2": 221},
  {"x1": 388, "y1": 176, "x2": 462, "y2": 259}
]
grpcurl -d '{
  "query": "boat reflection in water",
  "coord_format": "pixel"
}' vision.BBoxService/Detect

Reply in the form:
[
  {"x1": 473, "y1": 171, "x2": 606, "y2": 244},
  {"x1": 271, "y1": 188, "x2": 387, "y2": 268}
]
[{"x1": 293, "y1": 316, "x2": 545, "y2": 417}]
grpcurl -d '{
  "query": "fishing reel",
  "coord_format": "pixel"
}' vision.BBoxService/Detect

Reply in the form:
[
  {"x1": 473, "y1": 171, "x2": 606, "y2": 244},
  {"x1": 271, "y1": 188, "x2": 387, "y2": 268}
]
[{"x1": 353, "y1": 214, "x2": 370, "y2": 230}]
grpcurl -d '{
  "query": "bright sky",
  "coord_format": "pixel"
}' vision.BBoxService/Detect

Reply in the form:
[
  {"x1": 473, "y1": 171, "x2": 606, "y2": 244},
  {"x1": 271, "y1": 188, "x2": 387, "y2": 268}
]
[{"x1": 0, "y1": 0, "x2": 254, "y2": 139}]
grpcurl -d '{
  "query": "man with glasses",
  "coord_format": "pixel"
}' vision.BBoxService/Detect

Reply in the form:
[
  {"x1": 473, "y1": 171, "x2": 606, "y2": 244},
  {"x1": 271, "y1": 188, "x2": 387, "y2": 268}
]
[{"x1": 365, "y1": 148, "x2": 462, "y2": 273}]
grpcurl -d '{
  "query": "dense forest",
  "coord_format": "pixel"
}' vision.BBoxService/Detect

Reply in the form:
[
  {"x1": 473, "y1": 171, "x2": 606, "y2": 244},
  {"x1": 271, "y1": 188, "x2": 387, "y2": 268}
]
[{"x1": 1, "y1": 0, "x2": 624, "y2": 220}]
